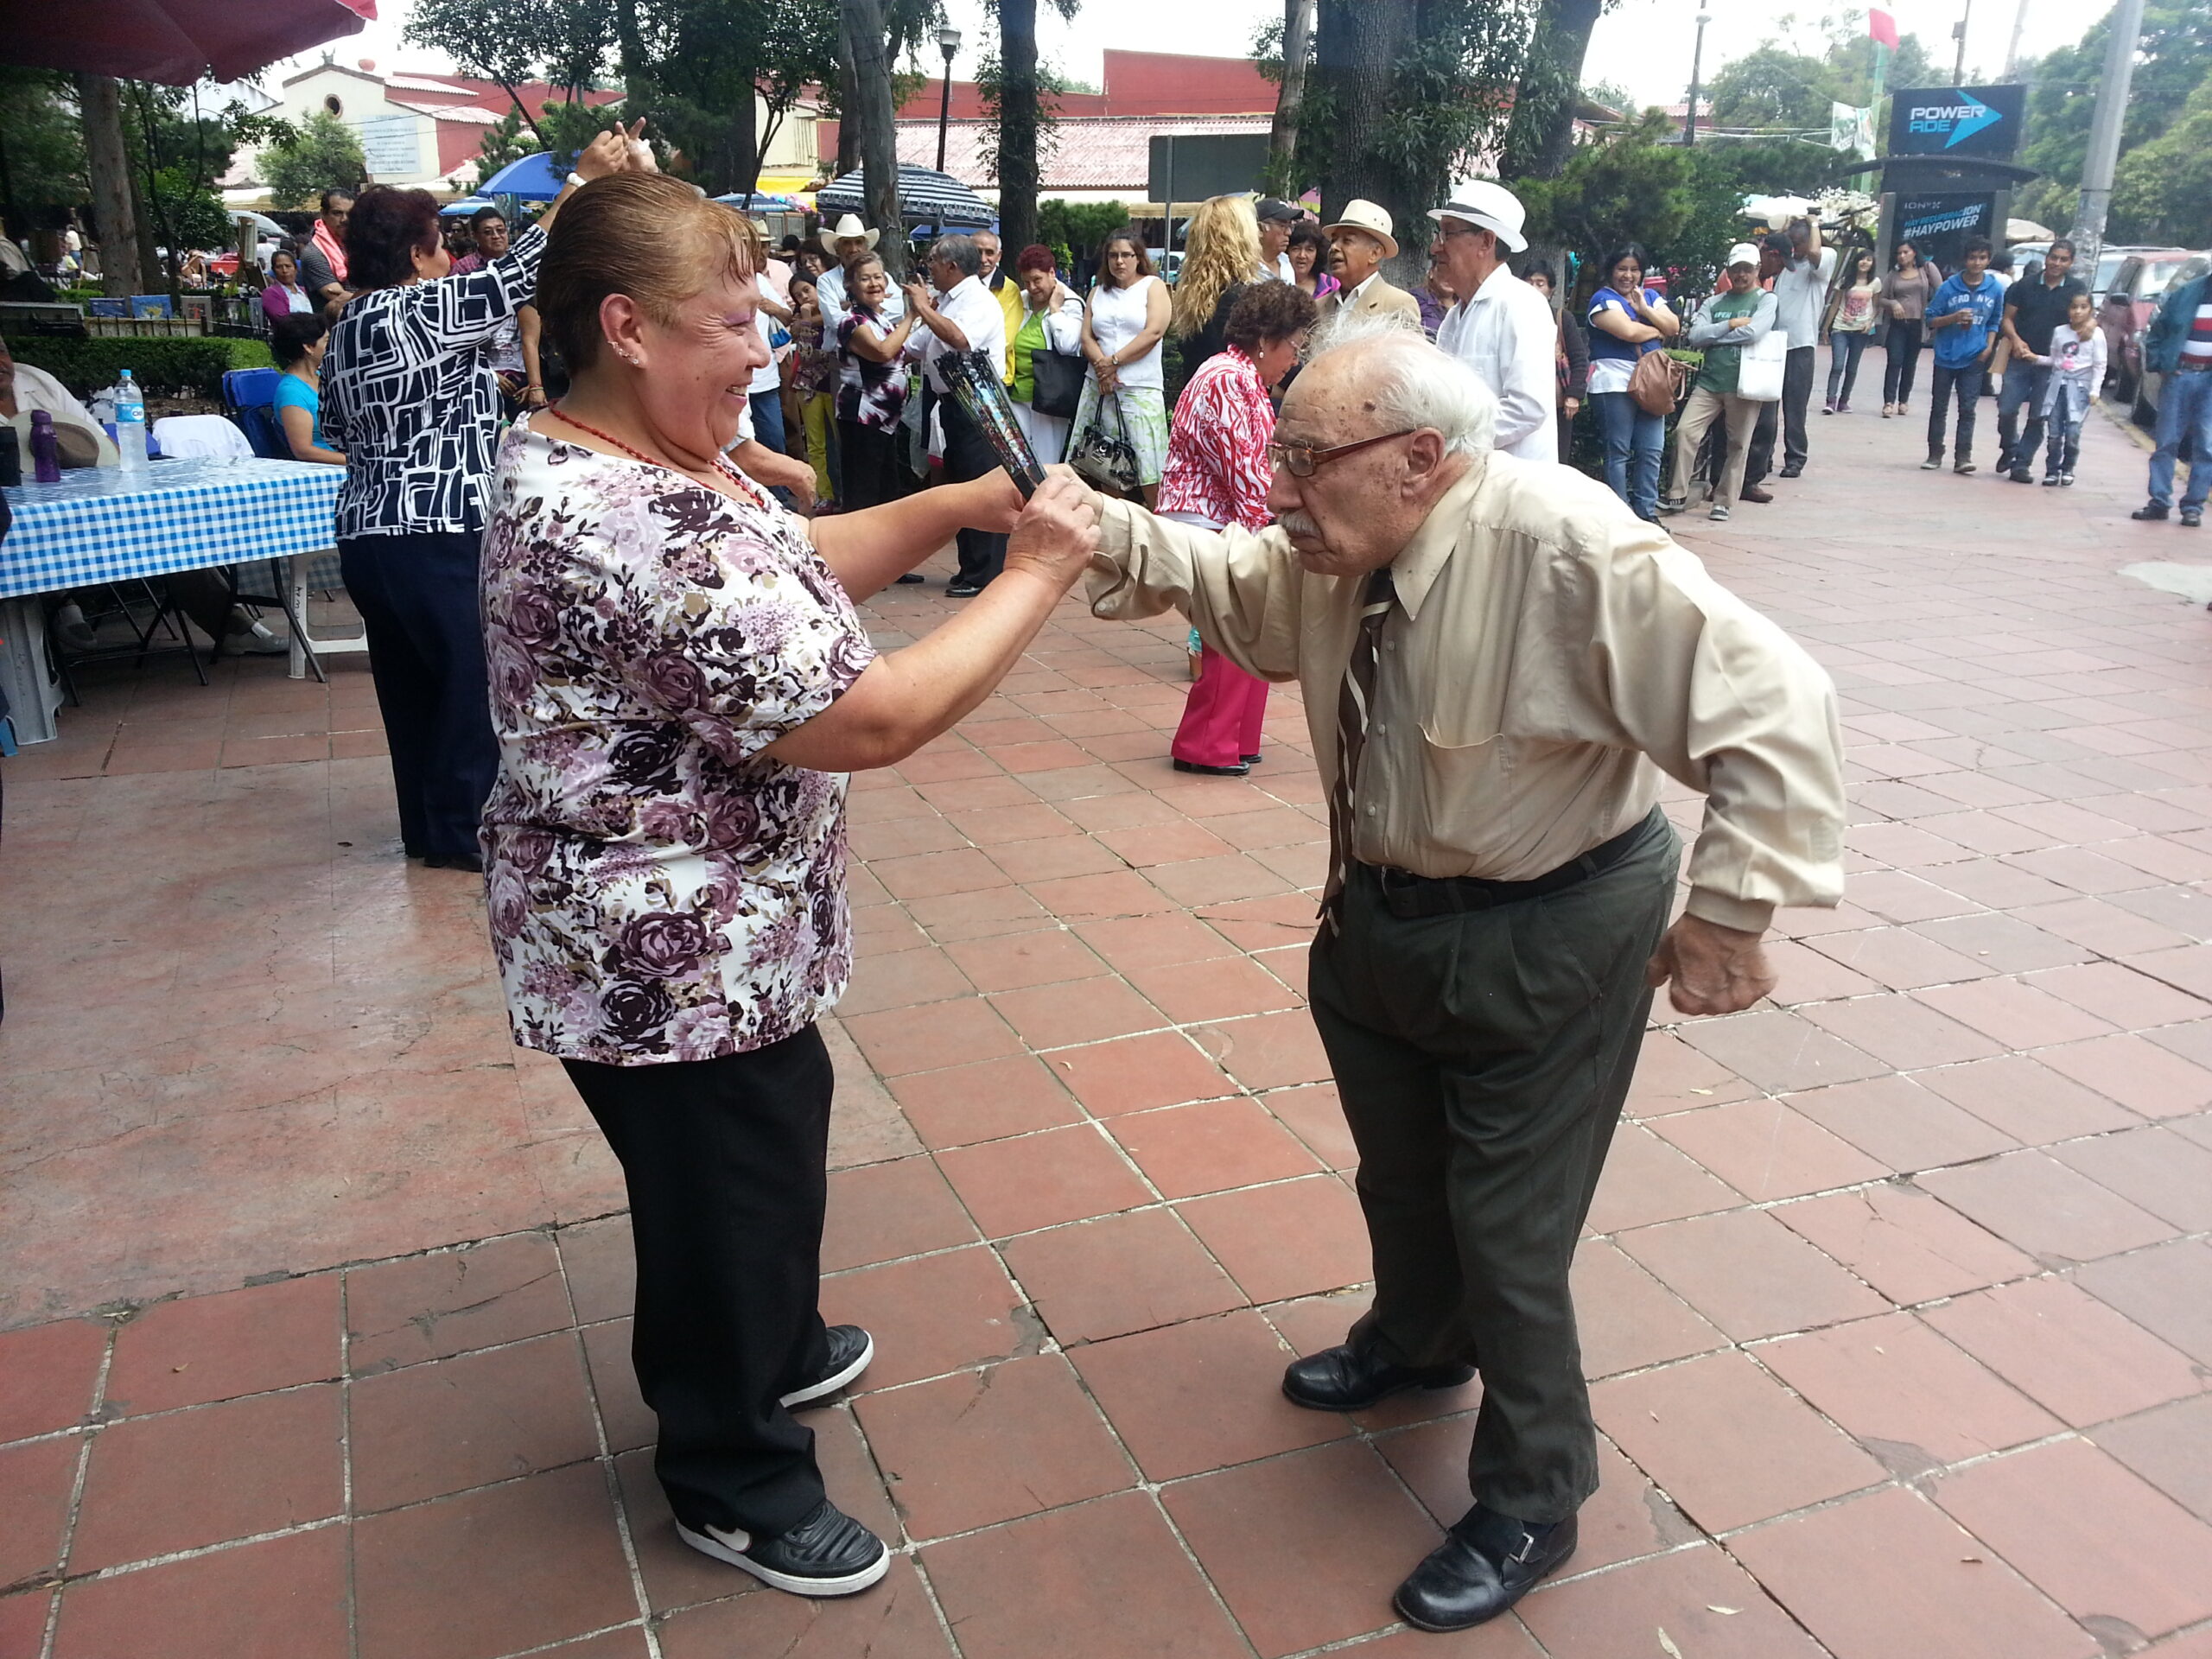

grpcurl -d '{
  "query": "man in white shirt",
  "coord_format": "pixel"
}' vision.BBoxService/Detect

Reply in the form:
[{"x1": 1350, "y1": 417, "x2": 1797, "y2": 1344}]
[
  {"x1": 812, "y1": 213, "x2": 903, "y2": 325},
  {"x1": 1427, "y1": 180, "x2": 1557, "y2": 464},
  {"x1": 1767, "y1": 217, "x2": 1834, "y2": 477},
  {"x1": 902, "y1": 233, "x2": 1011, "y2": 594},
  {"x1": 1256, "y1": 198, "x2": 1300, "y2": 283}
]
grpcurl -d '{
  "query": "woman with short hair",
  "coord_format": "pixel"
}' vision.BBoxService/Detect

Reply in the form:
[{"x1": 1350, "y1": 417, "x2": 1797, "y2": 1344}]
[
  {"x1": 831, "y1": 251, "x2": 918, "y2": 513},
  {"x1": 1160, "y1": 281, "x2": 1317, "y2": 775},
  {"x1": 321, "y1": 125, "x2": 640, "y2": 871},
  {"x1": 269, "y1": 313, "x2": 344, "y2": 465},
  {"x1": 1073, "y1": 227, "x2": 1171, "y2": 505},
  {"x1": 484, "y1": 170, "x2": 1101, "y2": 1603},
  {"x1": 1287, "y1": 220, "x2": 1341, "y2": 304},
  {"x1": 1007, "y1": 243, "x2": 1084, "y2": 464}
]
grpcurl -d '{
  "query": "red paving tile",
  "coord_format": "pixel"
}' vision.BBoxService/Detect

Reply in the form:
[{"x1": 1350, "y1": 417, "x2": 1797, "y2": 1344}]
[
  {"x1": 657, "y1": 1555, "x2": 950, "y2": 1657},
  {"x1": 934, "y1": 1123, "x2": 1154, "y2": 1237},
  {"x1": 1770, "y1": 1180, "x2": 2037, "y2": 1305},
  {"x1": 885, "y1": 1052, "x2": 1084, "y2": 1149},
  {"x1": 1109, "y1": 1097, "x2": 1325, "y2": 1198},
  {"x1": 1921, "y1": 1275, "x2": 2209, "y2": 1427},
  {"x1": 346, "y1": 1234, "x2": 570, "y2": 1373},
  {"x1": 105, "y1": 1275, "x2": 342, "y2": 1414},
  {"x1": 352, "y1": 1463, "x2": 636, "y2": 1659},
  {"x1": 1177, "y1": 1175, "x2": 1371, "y2": 1304},
  {"x1": 1646, "y1": 1096, "x2": 1888, "y2": 1200},
  {"x1": 1615, "y1": 1205, "x2": 1890, "y2": 1340},
  {"x1": 1045, "y1": 1030, "x2": 1238, "y2": 1116},
  {"x1": 999, "y1": 1209, "x2": 1245, "y2": 1344},
  {"x1": 822, "y1": 1155, "x2": 980, "y2": 1271},
  {"x1": 49, "y1": 1526, "x2": 351, "y2": 1659},
  {"x1": 1162, "y1": 1440, "x2": 1442, "y2": 1658},
  {"x1": 1917, "y1": 1149, "x2": 2177, "y2": 1262},
  {"x1": 1516, "y1": 1542, "x2": 1828, "y2": 1659},
  {"x1": 0, "y1": 1436, "x2": 79, "y2": 1592},
  {"x1": 1931, "y1": 1437, "x2": 2212, "y2": 1640},
  {"x1": 0, "y1": 1319, "x2": 107, "y2": 1442},
  {"x1": 854, "y1": 1354, "x2": 1134, "y2": 1538},
  {"x1": 1729, "y1": 1485, "x2": 2098, "y2": 1659},
  {"x1": 820, "y1": 1246, "x2": 1029, "y2": 1389},
  {"x1": 921, "y1": 1491, "x2": 1250, "y2": 1659}
]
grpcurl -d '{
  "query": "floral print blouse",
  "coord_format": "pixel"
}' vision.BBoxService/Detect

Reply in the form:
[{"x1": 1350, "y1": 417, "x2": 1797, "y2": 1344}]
[
  {"x1": 480, "y1": 419, "x2": 876, "y2": 1065},
  {"x1": 836, "y1": 305, "x2": 909, "y2": 431}
]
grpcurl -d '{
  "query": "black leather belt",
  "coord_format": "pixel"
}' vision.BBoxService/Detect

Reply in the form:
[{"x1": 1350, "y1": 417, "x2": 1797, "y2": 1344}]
[{"x1": 1364, "y1": 808, "x2": 1661, "y2": 919}]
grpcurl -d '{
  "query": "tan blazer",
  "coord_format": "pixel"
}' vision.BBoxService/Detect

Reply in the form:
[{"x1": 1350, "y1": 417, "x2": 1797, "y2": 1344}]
[{"x1": 1321, "y1": 274, "x2": 1424, "y2": 329}]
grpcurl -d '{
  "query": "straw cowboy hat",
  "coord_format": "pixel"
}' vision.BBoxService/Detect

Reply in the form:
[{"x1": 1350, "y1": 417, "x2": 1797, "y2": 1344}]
[
  {"x1": 1320, "y1": 199, "x2": 1399, "y2": 261},
  {"x1": 816, "y1": 213, "x2": 880, "y2": 254},
  {"x1": 1425, "y1": 178, "x2": 1529, "y2": 254}
]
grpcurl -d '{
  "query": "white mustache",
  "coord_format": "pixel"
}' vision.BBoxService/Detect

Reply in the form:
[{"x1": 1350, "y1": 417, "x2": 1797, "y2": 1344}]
[{"x1": 1278, "y1": 509, "x2": 1322, "y2": 539}]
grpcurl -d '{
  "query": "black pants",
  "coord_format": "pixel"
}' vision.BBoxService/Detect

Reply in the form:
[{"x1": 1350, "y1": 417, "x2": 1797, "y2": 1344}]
[
  {"x1": 1307, "y1": 810, "x2": 1679, "y2": 1524},
  {"x1": 337, "y1": 531, "x2": 498, "y2": 861},
  {"x1": 1780, "y1": 345, "x2": 1815, "y2": 468},
  {"x1": 564, "y1": 1027, "x2": 836, "y2": 1537},
  {"x1": 1883, "y1": 319, "x2": 1925, "y2": 406},
  {"x1": 1927, "y1": 362, "x2": 1985, "y2": 461},
  {"x1": 939, "y1": 395, "x2": 1009, "y2": 587},
  {"x1": 1745, "y1": 399, "x2": 1778, "y2": 488},
  {"x1": 836, "y1": 418, "x2": 904, "y2": 512}
]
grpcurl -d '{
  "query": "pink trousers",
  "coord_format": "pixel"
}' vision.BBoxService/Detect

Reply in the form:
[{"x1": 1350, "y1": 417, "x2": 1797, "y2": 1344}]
[{"x1": 1173, "y1": 646, "x2": 1270, "y2": 769}]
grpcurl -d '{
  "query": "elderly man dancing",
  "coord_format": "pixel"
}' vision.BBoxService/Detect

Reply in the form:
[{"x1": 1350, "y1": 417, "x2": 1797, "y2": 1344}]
[{"x1": 1083, "y1": 317, "x2": 1847, "y2": 1632}]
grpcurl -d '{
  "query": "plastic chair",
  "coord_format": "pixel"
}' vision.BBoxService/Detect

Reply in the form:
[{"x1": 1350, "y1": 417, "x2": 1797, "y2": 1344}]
[{"x1": 221, "y1": 367, "x2": 282, "y2": 412}]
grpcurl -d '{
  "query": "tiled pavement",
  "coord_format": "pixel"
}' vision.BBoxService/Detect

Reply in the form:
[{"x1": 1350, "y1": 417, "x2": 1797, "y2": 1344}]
[{"x1": 3, "y1": 401, "x2": 2211, "y2": 1658}]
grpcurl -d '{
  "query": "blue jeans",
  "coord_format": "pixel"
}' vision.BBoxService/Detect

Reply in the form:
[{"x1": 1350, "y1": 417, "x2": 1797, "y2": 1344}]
[
  {"x1": 1996, "y1": 359, "x2": 2051, "y2": 474},
  {"x1": 2150, "y1": 368, "x2": 2212, "y2": 512},
  {"x1": 1592, "y1": 391, "x2": 1663, "y2": 519},
  {"x1": 1824, "y1": 331, "x2": 1871, "y2": 408}
]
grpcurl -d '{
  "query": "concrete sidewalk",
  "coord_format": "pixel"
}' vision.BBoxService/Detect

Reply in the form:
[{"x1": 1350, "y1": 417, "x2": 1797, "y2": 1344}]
[{"x1": 2, "y1": 397, "x2": 2209, "y2": 1657}]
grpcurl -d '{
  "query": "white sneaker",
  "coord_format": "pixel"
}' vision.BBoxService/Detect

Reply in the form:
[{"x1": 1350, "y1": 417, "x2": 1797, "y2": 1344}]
[
  {"x1": 220, "y1": 620, "x2": 289, "y2": 657},
  {"x1": 1708, "y1": 505, "x2": 1731, "y2": 521}
]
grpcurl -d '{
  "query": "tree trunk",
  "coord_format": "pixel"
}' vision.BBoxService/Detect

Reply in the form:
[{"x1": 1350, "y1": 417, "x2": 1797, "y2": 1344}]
[
  {"x1": 1269, "y1": 0, "x2": 1313, "y2": 179},
  {"x1": 76, "y1": 73, "x2": 143, "y2": 297},
  {"x1": 836, "y1": 13, "x2": 861, "y2": 176},
  {"x1": 996, "y1": 0, "x2": 1040, "y2": 257},
  {"x1": 1313, "y1": 0, "x2": 1422, "y2": 284},
  {"x1": 842, "y1": 0, "x2": 906, "y2": 278},
  {"x1": 1503, "y1": 0, "x2": 1605, "y2": 180},
  {"x1": 613, "y1": 0, "x2": 650, "y2": 105}
]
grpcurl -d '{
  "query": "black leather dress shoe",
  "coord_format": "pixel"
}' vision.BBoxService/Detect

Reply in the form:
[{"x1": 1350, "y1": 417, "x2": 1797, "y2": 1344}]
[
  {"x1": 1394, "y1": 1506, "x2": 1578, "y2": 1632},
  {"x1": 1173, "y1": 758, "x2": 1249, "y2": 777},
  {"x1": 423, "y1": 851, "x2": 484, "y2": 873},
  {"x1": 1281, "y1": 1344, "x2": 1474, "y2": 1413}
]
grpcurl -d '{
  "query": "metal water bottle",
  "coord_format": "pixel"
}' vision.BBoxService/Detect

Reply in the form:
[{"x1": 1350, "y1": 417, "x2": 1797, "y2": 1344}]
[{"x1": 29, "y1": 410, "x2": 62, "y2": 483}]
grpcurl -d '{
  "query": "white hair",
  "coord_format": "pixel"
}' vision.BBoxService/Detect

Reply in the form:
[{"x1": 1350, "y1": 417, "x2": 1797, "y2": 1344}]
[{"x1": 1306, "y1": 308, "x2": 1497, "y2": 457}]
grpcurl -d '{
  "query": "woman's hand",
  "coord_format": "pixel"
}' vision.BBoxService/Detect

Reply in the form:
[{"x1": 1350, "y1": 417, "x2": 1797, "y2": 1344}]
[
  {"x1": 622, "y1": 119, "x2": 657, "y2": 174},
  {"x1": 575, "y1": 124, "x2": 633, "y2": 182},
  {"x1": 1002, "y1": 470, "x2": 1103, "y2": 591},
  {"x1": 960, "y1": 470, "x2": 1027, "y2": 534}
]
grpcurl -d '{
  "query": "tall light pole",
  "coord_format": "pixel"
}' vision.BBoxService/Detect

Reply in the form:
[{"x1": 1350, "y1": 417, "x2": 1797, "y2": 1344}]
[
  {"x1": 1952, "y1": 0, "x2": 1973, "y2": 80},
  {"x1": 2071, "y1": 0, "x2": 2147, "y2": 277},
  {"x1": 935, "y1": 23, "x2": 963, "y2": 175},
  {"x1": 1682, "y1": 11, "x2": 1711, "y2": 145}
]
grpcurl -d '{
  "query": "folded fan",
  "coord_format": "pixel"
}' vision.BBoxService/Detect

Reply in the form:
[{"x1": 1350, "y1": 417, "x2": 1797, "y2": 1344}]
[{"x1": 938, "y1": 349, "x2": 1046, "y2": 498}]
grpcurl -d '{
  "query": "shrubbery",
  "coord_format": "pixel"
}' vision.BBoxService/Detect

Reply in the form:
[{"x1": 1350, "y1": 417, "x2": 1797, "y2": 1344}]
[{"x1": 0, "y1": 334, "x2": 272, "y2": 397}]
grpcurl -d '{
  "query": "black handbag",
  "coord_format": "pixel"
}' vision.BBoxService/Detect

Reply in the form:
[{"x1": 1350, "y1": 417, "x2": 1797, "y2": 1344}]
[
  {"x1": 1069, "y1": 390, "x2": 1141, "y2": 496},
  {"x1": 1030, "y1": 345, "x2": 1084, "y2": 420}
]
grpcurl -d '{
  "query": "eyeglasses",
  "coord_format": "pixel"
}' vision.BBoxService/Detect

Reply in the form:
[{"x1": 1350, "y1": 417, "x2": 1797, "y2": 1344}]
[{"x1": 1267, "y1": 429, "x2": 1417, "y2": 478}]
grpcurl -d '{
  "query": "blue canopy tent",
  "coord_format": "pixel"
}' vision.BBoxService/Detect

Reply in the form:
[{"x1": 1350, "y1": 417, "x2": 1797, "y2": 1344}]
[{"x1": 474, "y1": 152, "x2": 568, "y2": 201}]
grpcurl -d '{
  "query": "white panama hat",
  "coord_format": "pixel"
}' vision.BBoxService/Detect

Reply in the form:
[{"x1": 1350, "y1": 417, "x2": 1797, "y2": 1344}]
[
  {"x1": 1319, "y1": 199, "x2": 1399, "y2": 261},
  {"x1": 817, "y1": 213, "x2": 880, "y2": 255},
  {"x1": 1426, "y1": 178, "x2": 1529, "y2": 254}
]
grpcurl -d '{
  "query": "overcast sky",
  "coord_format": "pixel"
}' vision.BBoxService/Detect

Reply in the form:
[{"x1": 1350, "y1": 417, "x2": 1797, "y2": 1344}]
[{"x1": 295, "y1": 0, "x2": 2104, "y2": 121}]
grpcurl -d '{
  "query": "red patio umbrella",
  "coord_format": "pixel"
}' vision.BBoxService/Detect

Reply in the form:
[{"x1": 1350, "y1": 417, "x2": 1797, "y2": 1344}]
[{"x1": 0, "y1": 0, "x2": 377, "y2": 86}]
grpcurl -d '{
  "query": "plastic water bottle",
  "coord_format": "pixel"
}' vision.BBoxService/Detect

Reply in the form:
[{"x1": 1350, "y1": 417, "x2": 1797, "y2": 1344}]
[{"x1": 114, "y1": 369, "x2": 147, "y2": 472}]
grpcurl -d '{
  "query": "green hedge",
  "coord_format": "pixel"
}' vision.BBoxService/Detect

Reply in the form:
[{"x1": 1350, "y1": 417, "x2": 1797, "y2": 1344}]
[{"x1": 0, "y1": 335, "x2": 272, "y2": 398}]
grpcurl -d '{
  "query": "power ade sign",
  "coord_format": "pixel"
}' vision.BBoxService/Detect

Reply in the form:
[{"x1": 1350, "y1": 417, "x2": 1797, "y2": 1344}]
[{"x1": 1886, "y1": 85, "x2": 2026, "y2": 160}]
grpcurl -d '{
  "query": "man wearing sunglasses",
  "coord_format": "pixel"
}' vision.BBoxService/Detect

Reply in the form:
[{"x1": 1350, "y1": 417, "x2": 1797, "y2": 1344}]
[{"x1": 1084, "y1": 315, "x2": 1846, "y2": 1634}]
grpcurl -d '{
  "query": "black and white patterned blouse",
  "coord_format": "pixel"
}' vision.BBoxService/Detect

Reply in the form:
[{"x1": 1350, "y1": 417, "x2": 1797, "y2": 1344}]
[{"x1": 322, "y1": 223, "x2": 544, "y2": 540}]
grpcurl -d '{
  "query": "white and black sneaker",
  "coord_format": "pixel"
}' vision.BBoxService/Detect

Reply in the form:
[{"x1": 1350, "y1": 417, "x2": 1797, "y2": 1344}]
[
  {"x1": 677, "y1": 1498, "x2": 890, "y2": 1597},
  {"x1": 779, "y1": 1325, "x2": 874, "y2": 1409}
]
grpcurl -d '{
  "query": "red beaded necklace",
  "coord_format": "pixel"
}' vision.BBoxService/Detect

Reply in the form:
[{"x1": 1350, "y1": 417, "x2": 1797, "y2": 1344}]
[{"x1": 546, "y1": 404, "x2": 764, "y2": 507}]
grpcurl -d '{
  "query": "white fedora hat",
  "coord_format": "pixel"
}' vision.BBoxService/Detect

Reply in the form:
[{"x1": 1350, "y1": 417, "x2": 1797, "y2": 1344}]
[
  {"x1": 817, "y1": 213, "x2": 880, "y2": 255},
  {"x1": 1426, "y1": 178, "x2": 1529, "y2": 254},
  {"x1": 1320, "y1": 198, "x2": 1399, "y2": 260}
]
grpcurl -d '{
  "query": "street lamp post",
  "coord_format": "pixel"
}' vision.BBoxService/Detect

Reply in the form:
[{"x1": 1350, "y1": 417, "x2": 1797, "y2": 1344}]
[
  {"x1": 1683, "y1": 12, "x2": 1711, "y2": 145},
  {"x1": 935, "y1": 24, "x2": 963, "y2": 175}
]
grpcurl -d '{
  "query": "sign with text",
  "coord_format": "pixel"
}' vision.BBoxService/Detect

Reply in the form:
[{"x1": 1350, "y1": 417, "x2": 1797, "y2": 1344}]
[
  {"x1": 1886, "y1": 85, "x2": 2026, "y2": 161},
  {"x1": 1896, "y1": 193, "x2": 1997, "y2": 273},
  {"x1": 358, "y1": 114, "x2": 423, "y2": 178}
]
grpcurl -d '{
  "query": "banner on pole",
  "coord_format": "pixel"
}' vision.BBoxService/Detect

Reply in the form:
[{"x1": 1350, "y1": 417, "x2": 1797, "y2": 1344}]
[{"x1": 1831, "y1": 102, "x2": 1876, "y2": 159}]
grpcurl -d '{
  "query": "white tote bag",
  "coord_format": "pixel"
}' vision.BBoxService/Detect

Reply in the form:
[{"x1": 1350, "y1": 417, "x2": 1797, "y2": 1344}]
[{"x1": 1737, "y1": 329, "x2": 1789, "y2": 402}]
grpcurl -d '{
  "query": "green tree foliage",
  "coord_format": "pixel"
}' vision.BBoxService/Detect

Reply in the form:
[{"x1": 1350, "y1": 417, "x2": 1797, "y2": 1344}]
[
  {"x1": 409, "y1": 0, "x2": 607, "y2": 137},
  {"x1": 2111, "y1": 70, "x2": 2212, "y2": 244},
  {"x1": 1035, "y1": 199, "x2": 1129, "y2": 267},
  {"x1": 0, "y1": 70, "x2": 90, "y2": 221},
  {"x1": 474, "y1": 97, "x2": 645, "y2": 179},
  {"x1": 262, "y1": 111, "x2": 368, "y2": 210},
  {"x1": 2015, "y1": 0, "x2": 2212, "y2": 238},
  {"x1": 1705, "y1": 16, "x2": 1936, "y2": 133}
]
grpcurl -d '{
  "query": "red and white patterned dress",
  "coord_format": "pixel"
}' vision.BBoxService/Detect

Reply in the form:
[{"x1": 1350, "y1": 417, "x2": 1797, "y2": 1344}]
[{"x1": 1158, "y1": 345, "x2": 1275, "y2": 531}]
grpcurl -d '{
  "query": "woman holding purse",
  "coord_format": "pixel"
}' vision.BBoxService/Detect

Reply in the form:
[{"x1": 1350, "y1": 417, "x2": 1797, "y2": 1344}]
[
  {"x1": 1071, "y1": 229, "x2": 1170, "y2": 505},
  {"x1": 1007, "y1": 245, "x2": 1084, "y2": 465}
]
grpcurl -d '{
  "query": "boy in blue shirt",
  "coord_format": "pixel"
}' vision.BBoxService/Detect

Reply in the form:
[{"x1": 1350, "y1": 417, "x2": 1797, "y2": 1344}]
[{"x1": 1922, "y1": 237, "x2": 2003, "y2": 474}]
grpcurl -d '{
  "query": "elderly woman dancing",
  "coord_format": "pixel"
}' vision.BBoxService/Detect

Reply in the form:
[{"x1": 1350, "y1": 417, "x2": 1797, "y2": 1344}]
[{"x1": 480, "y1": 173, "x2": 1101, "y2": 1601}]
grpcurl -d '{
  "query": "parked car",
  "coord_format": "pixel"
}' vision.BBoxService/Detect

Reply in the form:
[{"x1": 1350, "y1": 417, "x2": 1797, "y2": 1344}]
[
  {"x1": 2099, "y1": 247, "x2": 2196, "y2": 400},
  {"x1": 2128, "y1": 253, "x2": 2212, "y2": 428}
]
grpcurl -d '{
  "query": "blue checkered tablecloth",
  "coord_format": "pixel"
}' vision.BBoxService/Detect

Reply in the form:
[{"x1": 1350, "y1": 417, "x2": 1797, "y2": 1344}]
[{"x1": 0, "y1": 459, "x2": 342, "y2": 601}]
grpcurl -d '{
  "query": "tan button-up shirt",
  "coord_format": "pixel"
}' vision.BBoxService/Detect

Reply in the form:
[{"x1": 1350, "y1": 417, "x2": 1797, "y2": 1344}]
[{"x1": 1088, "y1": 454, "x2": 1847, "y2": 933}]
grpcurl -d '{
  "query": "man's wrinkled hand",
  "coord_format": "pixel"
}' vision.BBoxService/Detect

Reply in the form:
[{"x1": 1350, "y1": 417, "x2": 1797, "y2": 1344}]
[{"x1": 1645, "y1": 913, "x2": 1777, "y2": 1016}]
